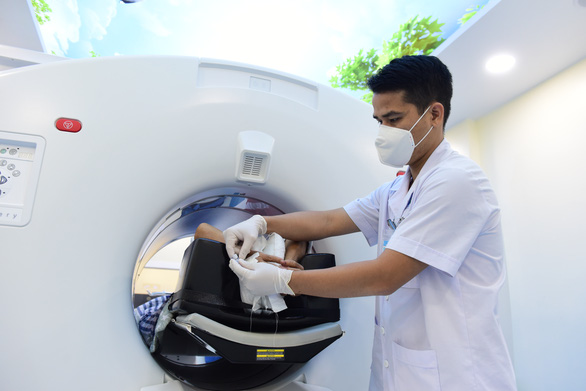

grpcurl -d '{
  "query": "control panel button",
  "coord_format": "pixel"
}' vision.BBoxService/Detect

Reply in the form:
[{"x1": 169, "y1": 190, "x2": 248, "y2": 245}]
[
  {"x1": 0, "y1": 131, "x2": 46, "y2": 227},
  {"x1": 55, "y1": 118, "x2": 82, "y2": 133}
]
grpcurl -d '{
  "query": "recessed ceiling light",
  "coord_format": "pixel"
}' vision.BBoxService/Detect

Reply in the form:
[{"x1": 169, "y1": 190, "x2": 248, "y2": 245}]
[{"x1": 485, "y1": 54, "x2": 516, "y2": 74}]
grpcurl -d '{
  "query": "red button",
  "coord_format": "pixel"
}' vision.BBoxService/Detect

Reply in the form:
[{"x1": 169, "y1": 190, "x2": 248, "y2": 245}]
[{"x1": 56, "y1": 118, "x2": 82, "y2": 133}]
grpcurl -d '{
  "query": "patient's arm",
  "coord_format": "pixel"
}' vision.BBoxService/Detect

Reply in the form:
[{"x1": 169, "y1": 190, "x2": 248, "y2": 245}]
[
  {"x1": 193, "y1": 222, "x2": 225, "y2": 242},
  {"x1": 284, "y1": 239, "x2": 307, "y2": 261},
  {"x1": 193, "y1": 222, "x2": 305, "y2": 270}
]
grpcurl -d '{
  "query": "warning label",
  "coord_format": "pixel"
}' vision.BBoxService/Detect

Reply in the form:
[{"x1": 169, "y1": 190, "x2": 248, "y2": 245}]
[{"x1": 256, "y1": 348, "x2": 285, "y2": 361}]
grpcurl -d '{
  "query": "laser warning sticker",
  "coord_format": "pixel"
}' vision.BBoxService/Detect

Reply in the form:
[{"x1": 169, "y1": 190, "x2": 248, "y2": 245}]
[{"x1": 256, "y1": 348, "x2": 285, "y2": 361}]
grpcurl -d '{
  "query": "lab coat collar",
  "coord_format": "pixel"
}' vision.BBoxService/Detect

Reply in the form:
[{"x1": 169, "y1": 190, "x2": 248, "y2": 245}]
[
  {"x1": 388, "y1": 140, "x2": 452, "y2": 220},
  {"x1": 415, "y1": 139, "x2": 453, "y2": 183}
]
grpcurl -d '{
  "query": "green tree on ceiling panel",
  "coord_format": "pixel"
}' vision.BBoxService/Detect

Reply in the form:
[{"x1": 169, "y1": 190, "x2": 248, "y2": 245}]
[
  {"x1": 330, "y1": 6, "x2": 484, "y2": 103},
  {"x1": 31, "y1": 0, "x2": 52, "y2": 25}
]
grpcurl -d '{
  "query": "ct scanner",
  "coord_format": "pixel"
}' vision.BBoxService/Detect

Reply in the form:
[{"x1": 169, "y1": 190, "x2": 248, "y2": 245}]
[{"x1": 0, "y1": 55, "x2": 402, "y2": 390}]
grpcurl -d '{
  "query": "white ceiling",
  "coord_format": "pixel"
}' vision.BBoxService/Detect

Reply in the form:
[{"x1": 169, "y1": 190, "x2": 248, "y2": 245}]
[
  {"x1": 0, "y1": 0, "x2": 44, "y2": 51},
  {"x1": 2, "y1": 0, "x2": 586, "y2": 128},
  {"x1": 437, "y1": 0, "x2": 586, "y2": 128}
]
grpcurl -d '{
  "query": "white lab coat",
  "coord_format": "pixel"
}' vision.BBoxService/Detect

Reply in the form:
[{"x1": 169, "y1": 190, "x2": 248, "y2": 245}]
[{"x1": 344, "y1": 140, "x2": 517, "y2": 391}]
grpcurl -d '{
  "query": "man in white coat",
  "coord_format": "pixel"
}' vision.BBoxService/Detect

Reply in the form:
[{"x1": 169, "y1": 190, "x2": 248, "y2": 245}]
[{"x1": 225, "y1": 55, "x2": 517, "y2": 391}]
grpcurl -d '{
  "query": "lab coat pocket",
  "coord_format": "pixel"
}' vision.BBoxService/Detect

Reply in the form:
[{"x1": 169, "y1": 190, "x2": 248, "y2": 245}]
[{"x1": 391, "y1": 341, "x2": 441, "y2": 391}]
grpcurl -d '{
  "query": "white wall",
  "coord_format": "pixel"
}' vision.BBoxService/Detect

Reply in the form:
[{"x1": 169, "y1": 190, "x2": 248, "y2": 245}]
[{"x1": 447, "y1": 58, "x2": 586, "y2": 391}]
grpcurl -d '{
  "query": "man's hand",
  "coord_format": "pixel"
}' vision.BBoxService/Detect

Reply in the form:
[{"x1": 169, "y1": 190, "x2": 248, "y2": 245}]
[
  {"x1": 229, "y1": 258, "x2": 295, "y2": 296},
  {"x1": 223, "y1": 215, "x2": 267, "y2": 259}
]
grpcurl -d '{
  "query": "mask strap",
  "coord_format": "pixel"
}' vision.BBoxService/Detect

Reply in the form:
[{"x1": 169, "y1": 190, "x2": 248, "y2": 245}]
[
  {"x1": 408, "y1": 105, "x2": 432, "y2": 132},
  {"x1": 414, "y1": 126, "x2": 434, "y2": 148}
]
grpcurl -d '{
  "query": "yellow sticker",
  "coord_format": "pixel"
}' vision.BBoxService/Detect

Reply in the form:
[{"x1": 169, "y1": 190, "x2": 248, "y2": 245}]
[{"x1": 256, "y1": 348, "x2": 285, "y2": 361}]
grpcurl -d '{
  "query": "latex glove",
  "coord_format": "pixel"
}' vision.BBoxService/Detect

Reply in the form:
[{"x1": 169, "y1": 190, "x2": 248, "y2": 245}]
[
  {"x1": 229, "y1": 258, "x2": 294, "y2": 297},
  {"x1": 223, "y1": 215, "x2": 267, "y2": 259}
]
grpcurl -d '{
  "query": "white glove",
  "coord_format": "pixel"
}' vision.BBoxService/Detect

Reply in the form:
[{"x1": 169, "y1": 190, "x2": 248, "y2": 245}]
[
  {"x1": 223, "y1": 215, "x2": 267, "y2": 259},
  {"x1": 229, "y1": 258, "x2": 294, "y2": 297}
]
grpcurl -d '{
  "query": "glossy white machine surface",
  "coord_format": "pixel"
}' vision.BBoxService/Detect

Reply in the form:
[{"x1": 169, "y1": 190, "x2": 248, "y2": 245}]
[{"x1": 0, "y1": 56, "x2": 397, "y2": 390}]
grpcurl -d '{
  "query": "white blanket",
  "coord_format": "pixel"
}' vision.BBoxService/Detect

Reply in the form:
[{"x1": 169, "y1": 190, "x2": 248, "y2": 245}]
[{"x1": 239, "y1": 233, "x2": 288, "y2": 312}]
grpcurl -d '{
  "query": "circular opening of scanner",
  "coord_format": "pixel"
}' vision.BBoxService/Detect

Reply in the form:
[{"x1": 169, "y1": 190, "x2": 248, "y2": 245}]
[{"x1": 131, "y1": 190, "x2": 304, "y2": 390}]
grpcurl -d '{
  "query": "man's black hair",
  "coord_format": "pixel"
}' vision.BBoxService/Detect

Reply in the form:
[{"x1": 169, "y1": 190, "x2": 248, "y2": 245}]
[{"x1": 367, "y1": 55, "x2": 453, "y2": 127}]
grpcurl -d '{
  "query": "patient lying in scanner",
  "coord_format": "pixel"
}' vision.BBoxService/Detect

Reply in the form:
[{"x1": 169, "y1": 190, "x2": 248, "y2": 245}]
[
  {"x1": 134, "y1": 223, "x2": 307, "y2": 349},
  {"x1": 192, "y1": 223, "x2": 307, "y2": 312}
]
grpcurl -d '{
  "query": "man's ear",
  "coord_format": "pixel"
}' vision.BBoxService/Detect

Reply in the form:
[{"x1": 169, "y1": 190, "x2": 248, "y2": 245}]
[{"x1": 430, "y1": 102, "x2": 444, "y2": 126}]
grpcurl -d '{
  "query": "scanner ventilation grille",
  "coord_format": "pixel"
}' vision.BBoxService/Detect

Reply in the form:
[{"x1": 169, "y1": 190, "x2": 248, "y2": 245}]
[
  {"x1": 235, "y1": 131, "x2": 273, "y2": 184},
  {"x1": 242, "y1": 154, "x2": 264, "y2": 177}
]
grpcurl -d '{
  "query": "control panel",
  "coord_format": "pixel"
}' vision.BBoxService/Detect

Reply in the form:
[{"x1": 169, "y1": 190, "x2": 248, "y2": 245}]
[{"x1": 0, "y1": 131, "x2": 46, "y2": 227}]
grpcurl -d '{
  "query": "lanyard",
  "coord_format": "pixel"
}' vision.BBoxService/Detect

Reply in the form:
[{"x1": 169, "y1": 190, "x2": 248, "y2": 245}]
[{"x1": 387, "y1": 192, "x2": 413, "y2": 230}]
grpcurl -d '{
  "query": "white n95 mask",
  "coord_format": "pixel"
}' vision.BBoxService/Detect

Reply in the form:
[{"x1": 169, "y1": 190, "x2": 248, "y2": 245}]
[{"x1": 374, "y1": 105, "x2": 434, "y2": 168}]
